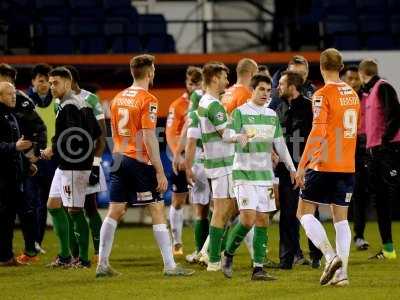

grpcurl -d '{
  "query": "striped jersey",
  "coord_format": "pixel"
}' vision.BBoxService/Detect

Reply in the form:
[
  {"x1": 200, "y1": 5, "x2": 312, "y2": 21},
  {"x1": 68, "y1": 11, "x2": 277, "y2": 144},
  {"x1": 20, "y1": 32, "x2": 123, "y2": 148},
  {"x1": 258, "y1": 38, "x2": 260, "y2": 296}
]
[
  {"x1": 231, "y1": 101, "x2": 294, "y2": 186},
  {"x1": 188, "y1": 89, "x2": 203, "y2": 113},
  {"x1": 198, "y1": 93, "x2": 234, "y2": 178},
  {"x1": 187, "y1": 110, "x2": 204, "y2": 163}
]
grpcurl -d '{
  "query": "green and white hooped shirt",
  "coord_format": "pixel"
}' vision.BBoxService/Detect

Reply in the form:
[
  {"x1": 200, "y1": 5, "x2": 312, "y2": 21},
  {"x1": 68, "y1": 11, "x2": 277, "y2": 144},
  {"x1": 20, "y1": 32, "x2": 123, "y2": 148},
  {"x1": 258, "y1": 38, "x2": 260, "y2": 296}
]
[
  {"x1": 230, "y1": 101, "x2": 296, "y2": 186},
  {"x1": 198, "y1": 93, "x2": 234, "y2": 179}
]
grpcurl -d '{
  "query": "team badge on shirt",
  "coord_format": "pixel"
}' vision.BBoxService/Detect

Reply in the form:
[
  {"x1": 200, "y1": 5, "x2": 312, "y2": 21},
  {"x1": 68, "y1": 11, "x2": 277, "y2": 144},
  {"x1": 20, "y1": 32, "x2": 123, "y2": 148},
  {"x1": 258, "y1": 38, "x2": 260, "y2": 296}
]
[
  {"x1": 216, "y1": 111, "x2": 224, "y2": 121},
  {"x1": 149, "y1": 102, "x2": 158, "y2": 113},
  {"x1": 313, "y1": 96, "x2": 323, "y2": 107}
]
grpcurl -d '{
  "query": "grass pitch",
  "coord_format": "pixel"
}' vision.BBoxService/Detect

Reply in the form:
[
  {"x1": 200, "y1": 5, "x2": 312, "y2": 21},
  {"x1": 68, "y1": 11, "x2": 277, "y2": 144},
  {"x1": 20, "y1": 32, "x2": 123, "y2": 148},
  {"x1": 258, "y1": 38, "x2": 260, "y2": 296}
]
[{"x1": 1, "y1": 222, "x2": 400, "y2": 300}]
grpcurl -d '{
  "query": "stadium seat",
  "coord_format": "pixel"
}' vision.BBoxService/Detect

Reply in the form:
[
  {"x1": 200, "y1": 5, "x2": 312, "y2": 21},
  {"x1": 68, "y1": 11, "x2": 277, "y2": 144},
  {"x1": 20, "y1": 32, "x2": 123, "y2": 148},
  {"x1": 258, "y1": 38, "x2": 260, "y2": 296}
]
[
  {"x1": 356, "y1": 0, "x2": 387, "y2": 15},
  {"x1": 391, "y1": 15, "x2": 400, "y2": 47},
  {"x1": 145, "y1": 34, "x2": 175, "y2": 53},
  {"x1": 365, "y1": 35, "x2": 395, "y2": 50},
  {"x1": 388, "y1": 0, "x2": 400, "y2": 14},
  {"x1": 35, "y1": 0, "x2": 70, "y2": 19},
  {"x1": 103, "y1": 0, "x2": 139, "y2": 21},
  {"x1": 324, "y1": 16, "x2": 357, "y2": 35},
  {"x1": 330, "y1": 35, "x2": 361, "y2": 50},
  {"x1": 33, "y1": 17, "x2": 74, "y2": 54},
  {"x1": 139, "y1": 14, "x2": 167, "y2": 36},
  {"x1": 358, "y1": 16, "x2": 388, "y2": 34},
  {"x1": 70, "y1": 0, "x2": 104, "y2": 18},
  {"x1": 71, "y1": 17, "x2": 106, "y2": 54},
  {"x1": 322, "y1": 0, "x2": 357, "y2": 17},
  {"x1": 104, "y1": 18, "x2": 141, "y2": 53}
]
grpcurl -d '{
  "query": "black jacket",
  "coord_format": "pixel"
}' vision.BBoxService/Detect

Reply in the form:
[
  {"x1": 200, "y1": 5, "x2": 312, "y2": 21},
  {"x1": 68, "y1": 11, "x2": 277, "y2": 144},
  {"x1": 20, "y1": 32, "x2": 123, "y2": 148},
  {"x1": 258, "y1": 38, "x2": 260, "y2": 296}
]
[
  {"x1": 53, "y1": 92, "x2": 101, "y2": 170},
  {"x1": 14, "y1": 90, "x2": 47, "y2": 156},
  {"x1": 0, "y1": 103, "x2": 29, "y2": 190},
  {"x1": 362, "y1": 75, "x2": 400, "y2": 145},
  {"x1": 275, "y1": 94, "x2": 313, "y2": 168}
]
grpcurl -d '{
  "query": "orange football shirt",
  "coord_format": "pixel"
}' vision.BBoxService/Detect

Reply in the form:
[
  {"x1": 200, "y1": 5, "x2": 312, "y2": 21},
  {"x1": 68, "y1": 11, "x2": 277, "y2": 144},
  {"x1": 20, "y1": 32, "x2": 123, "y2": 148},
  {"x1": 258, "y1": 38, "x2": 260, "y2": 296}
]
[
  {"x1": 165, "y1": 92, "x2": 189, "y2": 154},
  {"x1": 221, "y1": 84, "x2": 252, "y2": 115},
  {"x1": 299, "y1": 82, "x2": 360, "y2": 173},
  {"x1": 110, "y1": 86, "x2": 158, "y2": 164}
]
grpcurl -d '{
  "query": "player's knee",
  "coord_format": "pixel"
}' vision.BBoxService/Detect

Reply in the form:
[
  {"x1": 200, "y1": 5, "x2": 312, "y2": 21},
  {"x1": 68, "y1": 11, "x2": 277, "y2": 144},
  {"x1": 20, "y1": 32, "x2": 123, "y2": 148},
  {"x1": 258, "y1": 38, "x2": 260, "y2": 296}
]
[
  {"x1": 107, "y1": 204, "x2": 126, "y2": 220},
  {"x1": 47, "y1": 197, "x2": 61, "y2": 209}
]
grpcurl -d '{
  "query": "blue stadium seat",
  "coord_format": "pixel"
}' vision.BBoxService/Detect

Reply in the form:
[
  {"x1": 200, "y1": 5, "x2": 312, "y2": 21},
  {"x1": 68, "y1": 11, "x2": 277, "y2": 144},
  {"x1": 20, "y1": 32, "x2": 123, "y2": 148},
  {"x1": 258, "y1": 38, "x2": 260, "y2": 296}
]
[
  {"x1": 388, "y1": 0, "x2": 400, "y2": 13},
  {"x1": 356, "y1": 0, "x2": 387, "y2": 15},
  {"x1": 139, "y1": 14, "x2": 167, "y2": 36},
  {"x1": 70, "y1": 0, "x2": 104, "y2": 18},
  {"x1": 35, "y1": 0, "x2": 70, "y2": 19},
  {"x1": 331, "y1": 35, "x2": 361, "y2": 50},
  {"x1": 145, "y1": 34, "x2": 175, "y2": 53},
  {"x1": 322, "y1": 0, "x2": 357, "y2": 17},
  {"x1": 33, "y1": 17, "x2": 74, "y2": 54},
  {"x1": 125, "y1": 36, "x2": 143, "y2": 53},
  {"x1": 324, "y1": 16, "x2": 357, "y2": 35},
  {"x1": 45, "y1": 36, "x2": 74, "y2": 54},
  {"x1": 365, "y1": 35, "x2": 395, "y2": 50},
  {"x1": 71, "y1": 18, "x2": 106, "y2": 54},
  {"x1": 358, "y1": 16, "x2": 388, "y2": 34},
  {"x1": 103, "y1": 0, "x2": 139, "y2": 21}
]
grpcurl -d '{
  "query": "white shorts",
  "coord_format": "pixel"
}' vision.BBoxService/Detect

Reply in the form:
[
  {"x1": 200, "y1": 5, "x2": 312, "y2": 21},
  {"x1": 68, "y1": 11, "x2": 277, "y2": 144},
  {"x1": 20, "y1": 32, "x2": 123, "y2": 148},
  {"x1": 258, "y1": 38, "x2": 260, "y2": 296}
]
[
  {"x1": 191, "y1": 163, "x2": 211, "y2": 205},
  {"x1": 86, "y1": 165, "x2": 107, "y2": 195},
  {"x1": 211, "y1": 173, "x2": 235, "y2": 199},
  {"x1": 234, "y1": 185, "x2": 276, "y2": 213},
  {"x1": 49, "y1": 168, "x2": 91, "y2": 208}
]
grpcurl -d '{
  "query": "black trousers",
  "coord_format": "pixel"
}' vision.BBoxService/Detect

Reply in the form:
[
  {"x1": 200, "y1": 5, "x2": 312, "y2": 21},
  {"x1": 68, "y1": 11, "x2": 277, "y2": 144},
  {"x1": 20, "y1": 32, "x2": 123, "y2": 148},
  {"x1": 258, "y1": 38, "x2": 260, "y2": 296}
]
[
  {"x1": 277, "y1": 165, "x2": 322, "y2": 265},
  {"x1": 368, "y1": 143, "x2": 400, "y2": 245},
  {"x1": 0, "y1": 185, "x2": 22, "y2": 262},
  {"x1": 352, "y1": 148, "x2": 371, "y2": 240}
]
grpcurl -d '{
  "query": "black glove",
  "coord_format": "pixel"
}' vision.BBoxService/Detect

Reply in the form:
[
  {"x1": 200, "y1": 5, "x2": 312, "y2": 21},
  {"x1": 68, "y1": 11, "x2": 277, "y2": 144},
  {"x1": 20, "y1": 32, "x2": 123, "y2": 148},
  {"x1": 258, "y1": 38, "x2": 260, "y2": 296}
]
[{"x1": 89, "y1": 165, "x2": 100, "y2": 185}]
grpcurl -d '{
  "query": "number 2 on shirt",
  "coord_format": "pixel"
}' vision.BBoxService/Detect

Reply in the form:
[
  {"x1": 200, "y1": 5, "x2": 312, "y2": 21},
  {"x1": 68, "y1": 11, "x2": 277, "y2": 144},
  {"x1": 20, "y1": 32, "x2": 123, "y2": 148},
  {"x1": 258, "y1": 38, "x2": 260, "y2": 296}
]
[{"x1": 118, "y1": 108, "x2": 131, "y2": 136}]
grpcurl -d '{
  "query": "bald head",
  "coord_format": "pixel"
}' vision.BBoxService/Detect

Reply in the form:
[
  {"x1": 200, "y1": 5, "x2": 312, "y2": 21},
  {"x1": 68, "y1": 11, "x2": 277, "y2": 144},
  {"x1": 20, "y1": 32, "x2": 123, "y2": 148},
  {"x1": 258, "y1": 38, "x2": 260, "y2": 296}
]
[{"x1": 0, "y1": 82, "x2": 16, "y2": 108}]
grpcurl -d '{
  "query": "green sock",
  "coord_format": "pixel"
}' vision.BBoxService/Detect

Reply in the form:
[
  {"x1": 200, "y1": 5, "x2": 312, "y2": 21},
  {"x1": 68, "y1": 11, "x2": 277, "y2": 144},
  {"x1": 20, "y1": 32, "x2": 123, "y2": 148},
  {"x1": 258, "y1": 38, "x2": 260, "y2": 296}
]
[
  {"x1": 70, "y1": 211, "x2": 90, "y2": 262},
  {"x1": 48, "y1": 208, "x2": 70, "y2": 258},
  {"x1": 194, "y1": 219, "x2": 209, "y2": 252},
  {"x1": 87, "y1": 211, "x2": 102, "y2": 255},
  {"x1": 66, "y1": 210, "x2": 79, "y2": 258},
  {"x1": 220, "y1": 225, "x2": 230, "y2": 253},
  {"x1": 208, "y1": 226, "x2": 224, "y2": 263},
  {"x1": 225, "y1": 222, "x2": 251, "y2": 256},
  {"x1": 265, "y1": 227, "x2": 269, "y2": 257},
  {"x1": 253, "y1": 226, "x2": 267, "y2": 265},
  {"x1": 383, "y1": 243, "x2": 394, "y2": 252}
]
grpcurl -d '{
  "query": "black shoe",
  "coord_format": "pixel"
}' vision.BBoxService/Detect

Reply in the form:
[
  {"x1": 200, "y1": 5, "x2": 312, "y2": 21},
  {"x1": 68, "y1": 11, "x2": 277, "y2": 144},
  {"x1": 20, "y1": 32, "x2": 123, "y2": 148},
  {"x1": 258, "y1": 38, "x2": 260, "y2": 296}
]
[
  {"x1": 46, "y1": 255, "x2": 72, "y2": 268},
  {"x1": 251, "y1": 267, "x2": 277, "y2": 281},
  {"x1": 293, "y1": 255, "x2": 311, "y2": 266},
  {"x1": 73, "y1": 258, "x2": 91, "y2": 268},
  {"x1": 222, "y1": 252, "x2": 233, "y2": 278},
  {"x1": 311, "y1": 259, "x2": 321, "y2": 269},
  {"x1": 279, "y1": 262, "x2": 292, "y2": 270}
]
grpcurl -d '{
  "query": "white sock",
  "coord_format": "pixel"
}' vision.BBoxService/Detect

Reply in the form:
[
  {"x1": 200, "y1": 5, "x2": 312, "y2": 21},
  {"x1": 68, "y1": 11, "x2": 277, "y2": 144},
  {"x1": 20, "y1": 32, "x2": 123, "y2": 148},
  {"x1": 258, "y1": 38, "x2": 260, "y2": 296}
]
[
  {"x1": 200, "y1": 235, "x2": 210, "y2": 255},
  {"x1": 244, "y1": 226, "x2": 254, "y2": 260},
  {"x1": 169, "y1": 206, "x2": 183, "y2": 245},
  {"x1": 300, "y1": 214, "x2": 336, "y2": 262},
  {"x1": 334, "y1": 220, "x2": 351, "y2": 276},
  {"x1": 153, "y1": 223, "x2": 176, "y2": 270},
  {"x1": 99, "y1": 217, "x2": 117, "y2": 267}
]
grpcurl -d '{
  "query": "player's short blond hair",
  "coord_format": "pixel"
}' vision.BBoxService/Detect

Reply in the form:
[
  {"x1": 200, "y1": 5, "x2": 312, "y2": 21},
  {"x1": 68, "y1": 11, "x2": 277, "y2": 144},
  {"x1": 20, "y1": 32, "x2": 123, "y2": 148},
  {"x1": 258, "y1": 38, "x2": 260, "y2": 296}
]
[
  {"x1": 202, "y1": 62, "x2": 229, "y2": 86},
  {"x1": 186, "y1": 66, "x2": 202, "y2": 84},
  {"x1": 236, "y1": 58, "x2": 258, "y2": 77},
  {"x1": 320, "y1": 48, "x2": 343, "y2": 71},
  {"x1": 130, "y1": 54, "x2": 155, "y2": 80},
  {"x1": 359, "y1": 58, "x2": 378, "y2": 77}
]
